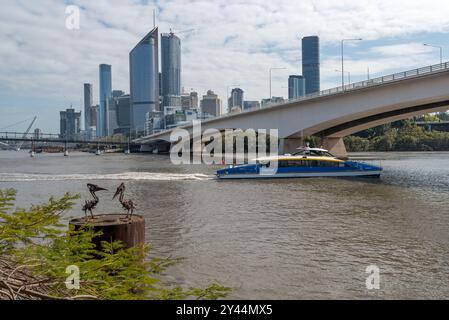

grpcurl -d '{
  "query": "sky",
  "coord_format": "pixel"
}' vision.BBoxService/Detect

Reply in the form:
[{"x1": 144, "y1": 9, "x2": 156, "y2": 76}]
[{"x1": 2, "y1": 0, "x2": 449, "y2": 133}]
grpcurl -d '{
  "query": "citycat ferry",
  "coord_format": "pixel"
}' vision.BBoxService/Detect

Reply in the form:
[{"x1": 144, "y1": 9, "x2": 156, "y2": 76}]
[{"x1": 216, "y1": 146, "x2": 382, "y2": 179}]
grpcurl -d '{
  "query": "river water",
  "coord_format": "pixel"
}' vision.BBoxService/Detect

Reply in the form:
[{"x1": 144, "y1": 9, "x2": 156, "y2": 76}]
[{"x1": 0, "y1": 150, "x2": 449, "y2": 299}]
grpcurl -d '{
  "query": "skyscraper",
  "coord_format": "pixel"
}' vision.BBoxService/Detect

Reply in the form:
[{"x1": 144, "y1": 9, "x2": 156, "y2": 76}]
[
  {"x1": 161, "y1": 32, "x2": 181, "y2": 108},
  {"x1": 200, "y1": 90, "x2": 222, "y2": 117},
  {"x1": 288, "y1": 75, "x2": 306, "y2": 99},
  {"x1": 98, "y1": 64, "x2": 112, "y2": 137},
  {"x1": 228, "y1": 88, "x2": 244, "y2": 112},
  {"x1": 130, "y1": 27, "x2": 159, "y2": 135},
  {"x1": 60, "y1": 107, "x2": 81, "y2": 139},
  {"x1": 302, "y1": 36, "x2": 320, "y2": 94},
  {"x1": 116, "y1": 94, "x2": 131, "y2": 129},
  {"x1": 83, "y1": 83, "x2": 92, "y2": 130},
  {"x1": 181, "y1": 91, "x2": 199, "y2": 110},
  {"x1": 90, "y1": 105, "x2": 98, "y2": 128}
]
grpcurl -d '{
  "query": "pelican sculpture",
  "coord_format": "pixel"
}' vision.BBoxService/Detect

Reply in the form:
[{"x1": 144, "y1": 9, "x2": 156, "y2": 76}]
[
  {"x1": 82, "y1": 183, "x2": 107, "y2": 218},
  {"x1": 113, "y1": 183, "x2": 136, "y2": 218}
]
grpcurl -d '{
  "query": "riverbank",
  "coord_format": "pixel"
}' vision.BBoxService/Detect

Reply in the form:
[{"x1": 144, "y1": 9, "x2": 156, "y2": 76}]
[{"x1": 344, "y1": 123, "x2": 449, "y2": 152}]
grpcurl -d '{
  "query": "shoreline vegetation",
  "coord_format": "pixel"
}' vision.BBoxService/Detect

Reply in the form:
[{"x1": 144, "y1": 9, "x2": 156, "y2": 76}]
[
  {"x1": 343, "y1": 115, "x2": 449, "y2": 153},
  {"x1": 0, "y1": 189, "x2": 231, "y2": 300}
]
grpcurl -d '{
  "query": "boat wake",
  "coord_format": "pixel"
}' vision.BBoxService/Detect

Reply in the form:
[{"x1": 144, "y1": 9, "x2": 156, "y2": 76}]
[{"x1": 0, "y1": 172, "x2": 214, "y2": 182}]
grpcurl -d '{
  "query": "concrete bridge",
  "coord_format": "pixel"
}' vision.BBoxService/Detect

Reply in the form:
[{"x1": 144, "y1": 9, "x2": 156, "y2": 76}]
[{"x1": 134, "y1": 62, "x2": 449, "y2": 157}]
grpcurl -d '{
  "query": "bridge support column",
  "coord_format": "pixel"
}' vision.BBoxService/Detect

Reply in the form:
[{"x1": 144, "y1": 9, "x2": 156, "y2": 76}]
[
  {"x1": 321, "y1": 137, "x2": 347, "y2": 158},
  {"x1": 279, "y1": 138, "x2": 304, "y2": 154}
]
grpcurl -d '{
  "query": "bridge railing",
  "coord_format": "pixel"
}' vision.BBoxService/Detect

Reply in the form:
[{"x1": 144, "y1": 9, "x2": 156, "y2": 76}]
[
  {"x1": 266, "y1": 61, "x2": 449, "y2": 108},
  {"x1": 0, "y1": 131, "x2": 129, "y2": 144}
]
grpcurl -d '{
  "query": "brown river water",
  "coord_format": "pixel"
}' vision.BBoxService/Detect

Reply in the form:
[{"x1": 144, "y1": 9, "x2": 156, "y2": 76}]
[{"x1": 0, "y1": 150, "x2": 448, "y2": 299}]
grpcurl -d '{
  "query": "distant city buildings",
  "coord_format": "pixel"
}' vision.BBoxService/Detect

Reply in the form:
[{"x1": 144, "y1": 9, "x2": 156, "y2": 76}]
[
  {"x1": 98, "y1": 64, "x2": 112, "y2": 137},
  {"x1": 130, "y1": 27, "x2": 159, "y2": 135},
  {"x1": 228, "y1": 88, "x2": 244, "y2": 112},
  {"x1": 161, "y1": 32, "x2": 182, "y2": 108},
  {"x1": 243, "y1": 100, "x2": 260, "y2": 110},
  {"x1": 114, "y1": 94, "x2": 131, "y2": 135},
  {"x1": 60, "y1": 107, "x2": 81, "y2": 139},
  {"x1": 90, "y1": 104, "x2": 98, "y2": 128},
  {"x1": 83, "y1": 83, "x2": 93, "y2": 131},
  {"x1": 288, "y1": 75, "x2": 306, "y2": 99},
  {"x1": 74, "y1": 28, "x2": 319, "y2": 139},
  {"x1": 200, "y1": 90, "x2": 222, "y2": 117},
  {"x1": 181, "y1": 91, "x2": 198, "y2": 110},
  {"x1": 145, "y1": 110, "x2": 163, "y2": 135},
  {"x1": 261, "y1": 96, "x2": 284, "y2": 107},
  {"x1": 302, "y1": 36, "x2": 320, "y2": 94}
]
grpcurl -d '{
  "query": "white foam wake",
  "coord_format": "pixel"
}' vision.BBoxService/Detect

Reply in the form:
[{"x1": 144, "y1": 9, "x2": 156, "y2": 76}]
[{"x1": 0, "y1": 172, "x2": 214, "y2": 182}]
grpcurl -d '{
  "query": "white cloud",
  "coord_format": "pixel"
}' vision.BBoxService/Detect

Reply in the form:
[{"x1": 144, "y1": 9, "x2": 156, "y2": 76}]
[{"x1": 1, "y1": 0, "x2": 449, "y2": 131}]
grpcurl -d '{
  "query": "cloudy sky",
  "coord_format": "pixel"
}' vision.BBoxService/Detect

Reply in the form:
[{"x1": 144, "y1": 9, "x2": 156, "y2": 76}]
[{"x1": 2, "y1": 0, "x2": 449, "y2": 132}]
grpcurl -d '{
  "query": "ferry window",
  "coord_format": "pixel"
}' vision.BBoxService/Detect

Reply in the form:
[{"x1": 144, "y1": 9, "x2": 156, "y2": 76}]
[{"x1": 279, "y1": 161, "x2": 288, "y2": 167}]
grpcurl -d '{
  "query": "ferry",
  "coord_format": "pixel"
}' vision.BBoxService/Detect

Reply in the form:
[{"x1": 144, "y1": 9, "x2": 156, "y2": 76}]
[{"x1": 216, "y1": 146, "x2": 382, "y2": 179}]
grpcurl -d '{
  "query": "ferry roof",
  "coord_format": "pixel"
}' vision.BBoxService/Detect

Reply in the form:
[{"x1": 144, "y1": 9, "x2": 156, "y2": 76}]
[
  {"x1": 296, "y1": 147, "x2": 329, "y2": 152},
  {"x1": 254, "y1": 155, "x2": 344, "y2": 163}
]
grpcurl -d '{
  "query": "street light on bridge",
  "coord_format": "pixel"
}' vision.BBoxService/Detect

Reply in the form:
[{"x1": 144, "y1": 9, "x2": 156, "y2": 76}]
[{"x1": 341, "y1": 38, "x2": 362, "y2": 89}]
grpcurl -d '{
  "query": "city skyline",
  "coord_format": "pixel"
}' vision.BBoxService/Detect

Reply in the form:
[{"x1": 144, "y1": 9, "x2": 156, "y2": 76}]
[{"x1": 2, "y1": 0, "x2": 449, "y2": 132}]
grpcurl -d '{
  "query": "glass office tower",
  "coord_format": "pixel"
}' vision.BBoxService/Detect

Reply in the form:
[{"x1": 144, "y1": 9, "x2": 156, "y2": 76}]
[
  {"x1": 288, "y1": 75, "x2": 306, "y2": 99},
  {"x1": 98, "y1": 64, "x2": 112, "y2": 137},
  {"x1": 129, "y1": 27, "x2": 159, "y2": 135},
  {"x1": 161, "y1": 32, "x2": 181, "y2": 108},
  {"x1": 228, "y1": 88, "x2": 244, "y2": 112},
  {"x1": 83, "y1": 83, "x2": 93, "y2": 131},
  {"x1": 302, "y1": 36, "x2": 320, "y2": 94}
]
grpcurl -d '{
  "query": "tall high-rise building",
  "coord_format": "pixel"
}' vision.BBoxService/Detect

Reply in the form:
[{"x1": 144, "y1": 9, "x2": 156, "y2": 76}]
[
  {"x1": 130, "y1": 27, "x2": 159, "y2": 135},
  {"x1": 98, "y1": 64, "x2": 112, "y2": 137},
  {"x1": 90, "y1": 105, "x2": 98, "y2": 128},
  {"x1": 200, "y1": 90, "x2": 222, "y2": 117},
  {"x1": 228, "y1": 88, "x2": 244, "y2": 112},
  {"x1": 83, "y1": 83, "x2": 93, "y2": 130},
  {"x1": 60, "y1": 107, "x2": 81, "y2": 139},
  {"x1": 302, "y1": 36, "x2": 320, "y2": 94},
  {"x1": 161, "y1": 32, "x2": 181, "y2": 108},
  {"x1": 116, "y1": 94, "x2": 131, "y2": 129},
  {"x1": 288, "y1": 75, "x2": 306, "y2": 99},
  {"x1": 181, "y1": 91, "x2": 199, "y2": 110}
]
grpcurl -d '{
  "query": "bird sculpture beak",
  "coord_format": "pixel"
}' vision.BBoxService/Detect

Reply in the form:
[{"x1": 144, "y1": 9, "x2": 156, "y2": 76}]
[
  {"x1": 112, "y1": 189, "x2": 120, "y2": 199},
  {"x1": 97, "y1": 187, "x2": 107, "y2": 191}
]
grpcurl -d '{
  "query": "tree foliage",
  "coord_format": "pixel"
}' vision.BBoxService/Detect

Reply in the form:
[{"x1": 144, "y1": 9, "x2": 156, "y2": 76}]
[
  {"x1": 344, "y1": 116, "x2": 449, "y2": 152},
  {"x1": 0, "y1": 189, "x2": 231, "y2": 300}
]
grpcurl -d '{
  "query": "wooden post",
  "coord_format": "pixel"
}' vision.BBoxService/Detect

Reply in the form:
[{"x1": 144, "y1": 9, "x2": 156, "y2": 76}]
[{"x1": 69, "y1": 214, "x2": 145, "y2": 251}]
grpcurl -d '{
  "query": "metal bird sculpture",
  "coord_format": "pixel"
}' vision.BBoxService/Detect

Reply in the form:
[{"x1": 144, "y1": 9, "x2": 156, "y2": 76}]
[
  {"x1": 113, "y1": 182, "x2": 136, "y2": 219},
  {"x1": 82, "y1": 183, "x2": 107, "y2": 218}
]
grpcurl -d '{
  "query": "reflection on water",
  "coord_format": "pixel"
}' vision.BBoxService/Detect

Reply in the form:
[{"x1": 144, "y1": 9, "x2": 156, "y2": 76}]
[{"x1": 0, "y1": 150, "x2": 449, "y2": 299}]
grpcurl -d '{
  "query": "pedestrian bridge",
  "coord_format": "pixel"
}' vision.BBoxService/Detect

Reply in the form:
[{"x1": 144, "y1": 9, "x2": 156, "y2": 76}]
[{"x1": 135, "y1": 62, "x2": 449, "y2": 156}]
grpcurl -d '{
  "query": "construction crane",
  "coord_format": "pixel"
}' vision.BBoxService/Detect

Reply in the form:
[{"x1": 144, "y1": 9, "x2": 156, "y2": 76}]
[{"x1": 16, "y1": 116, "x2": 37, "y2": 151}]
